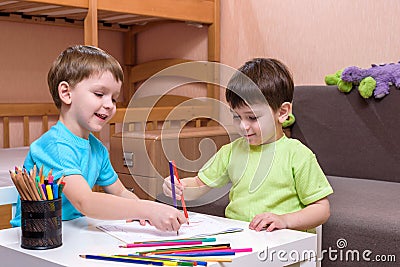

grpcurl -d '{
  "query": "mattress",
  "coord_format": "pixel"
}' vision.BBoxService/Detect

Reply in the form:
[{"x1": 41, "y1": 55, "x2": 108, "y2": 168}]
[{"x1": 0, "y1": 147, "x2": 29, "y2": 188}]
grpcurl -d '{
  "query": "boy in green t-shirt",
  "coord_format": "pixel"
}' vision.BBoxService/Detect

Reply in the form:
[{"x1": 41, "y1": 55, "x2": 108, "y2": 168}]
[{"x1": 163, "y1": 58, "x2": 333, "y2": 232}]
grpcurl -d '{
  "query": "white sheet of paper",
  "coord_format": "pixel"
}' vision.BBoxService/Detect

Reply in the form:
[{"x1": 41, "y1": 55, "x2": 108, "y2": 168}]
[{"x1": 96, "y1": 213, "x2": 243, "y2": 243}]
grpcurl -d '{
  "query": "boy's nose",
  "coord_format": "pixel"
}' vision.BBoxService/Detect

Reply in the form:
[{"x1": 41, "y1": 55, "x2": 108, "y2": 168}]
[
  {"x1": 240, "y1": 120, "x2": 251, "y2": 130},
  {"x1": 103, "y1": 98, "x2": 114, "y2": 109}
]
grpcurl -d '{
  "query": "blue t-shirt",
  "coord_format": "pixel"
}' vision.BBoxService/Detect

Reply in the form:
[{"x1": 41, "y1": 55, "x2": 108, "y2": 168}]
[{"x1": 10, "y1": 121, "x2": 118, "y2": 227}]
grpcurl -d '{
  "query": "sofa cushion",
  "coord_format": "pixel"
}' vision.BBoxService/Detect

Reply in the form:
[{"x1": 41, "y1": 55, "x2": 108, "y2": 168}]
[
  {"x1": 291, "y1": 85, "x2": 400, "y2": 183},
  {"x1": 322, "y1": 175, "x2": 400, "y2": 265}
]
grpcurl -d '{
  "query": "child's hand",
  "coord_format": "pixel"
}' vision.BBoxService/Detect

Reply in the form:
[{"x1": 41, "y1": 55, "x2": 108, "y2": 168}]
[
  {"x1": 126, "y1": 219, "x2": 151, "y2": 226},
  {"x1": 162, "y1": 176, "x2": 185, "y2": 200},
  {"x1": 249, "y1": 212, "x2": 288, "y2": 232},
  {"x1": 146, "y1": 202, "x2": 187, "y2": 232}
]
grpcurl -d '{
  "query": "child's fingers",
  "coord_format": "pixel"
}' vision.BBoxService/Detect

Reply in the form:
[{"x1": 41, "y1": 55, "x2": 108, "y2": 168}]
[
  {"x1": 162, "y1": 176, "x2": 183, "y2": 197},
  {"x1": 265, "y1": 222, "x2": 276, "y2": 232}
]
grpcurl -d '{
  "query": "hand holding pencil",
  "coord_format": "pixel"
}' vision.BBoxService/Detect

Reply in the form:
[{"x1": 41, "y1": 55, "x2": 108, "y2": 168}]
[
  {"x1": 162, "y1": 172, "x2": 185, "y2": 201},
  {"x1": 171, "y1": 161, "x2": 189, "y2": 224}
]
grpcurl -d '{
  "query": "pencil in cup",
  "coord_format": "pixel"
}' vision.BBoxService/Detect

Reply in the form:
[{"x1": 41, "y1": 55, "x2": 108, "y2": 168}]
[
  {"x1": 9, "y1": 167, "x2": 65, "y2": 201},
  {"x1": 20, "y1": 198, "x2": 63, "y2": 249}
]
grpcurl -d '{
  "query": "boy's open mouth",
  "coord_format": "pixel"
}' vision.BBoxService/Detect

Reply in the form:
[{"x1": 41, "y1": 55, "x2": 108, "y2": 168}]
[{"x1": 95, "y1": 113, "x2": 108, "y2": 120}]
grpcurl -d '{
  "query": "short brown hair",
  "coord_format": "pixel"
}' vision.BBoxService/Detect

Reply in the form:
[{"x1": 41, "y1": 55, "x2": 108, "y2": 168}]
[
  {"x1": 225, "y1": 58, "x2": 294, "y2": 111},
  {"x1": 48, "y1": 45, "x2": 124, "y2": 109}
]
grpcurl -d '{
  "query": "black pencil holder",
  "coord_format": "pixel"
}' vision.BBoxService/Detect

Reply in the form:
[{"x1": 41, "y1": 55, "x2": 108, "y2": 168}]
[{"x1": 21, "y1": 198, "x2": 62, "y2": 250}]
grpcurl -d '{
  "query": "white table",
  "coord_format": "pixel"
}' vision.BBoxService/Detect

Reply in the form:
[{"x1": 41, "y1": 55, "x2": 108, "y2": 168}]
[{"x1": 0, "y1": 213, "x2": 317, "y2": 267}]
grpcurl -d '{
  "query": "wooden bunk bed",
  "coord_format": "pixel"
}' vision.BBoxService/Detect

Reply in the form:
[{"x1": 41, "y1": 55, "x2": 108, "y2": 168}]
[
  {"x1": 0, "y1": 0, "x2": 221, "y2": 105},
  {"x1": 0, "y1": 0, "x2": 221, "y2": 229}
]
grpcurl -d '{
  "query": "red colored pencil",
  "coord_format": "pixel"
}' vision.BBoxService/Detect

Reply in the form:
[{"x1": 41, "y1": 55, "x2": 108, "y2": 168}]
[{"x1": 172, "y1": 161, "x2": 189, "y2": 224}]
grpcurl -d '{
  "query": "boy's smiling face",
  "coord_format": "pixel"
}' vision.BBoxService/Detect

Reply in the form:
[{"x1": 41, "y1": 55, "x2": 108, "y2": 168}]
[
  {"x1": 59, "y1": 70, "x2": 121, "y2": 139},
  {"x1": 231, "y1": 103, "x2": 279, "y2": 145}
]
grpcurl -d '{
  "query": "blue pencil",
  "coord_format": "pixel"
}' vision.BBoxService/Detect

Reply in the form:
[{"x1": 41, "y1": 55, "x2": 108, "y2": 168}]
[
  {"x1": 169, "y1": 161, "x2": 178, "y2": 236},
  {"x1": 168, "y1": 161, "x2": 177, "y2": 209},
  {"x1": 80, "y1": 255, "x2": 164, "y2": 265}
]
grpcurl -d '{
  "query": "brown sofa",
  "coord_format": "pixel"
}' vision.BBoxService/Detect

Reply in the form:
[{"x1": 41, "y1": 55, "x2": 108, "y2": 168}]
[
  {"x1": 291, "y1": 85, "x2": 400, "y2": 266},
  {"x1": 158, "y1": 85, "x2": 400, "y2": 266}
]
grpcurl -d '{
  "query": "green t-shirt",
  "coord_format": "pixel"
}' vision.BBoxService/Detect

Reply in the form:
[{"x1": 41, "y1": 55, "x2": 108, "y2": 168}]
[{"x1": 198, "y1": 135, "x2": 333, "y2": 222}]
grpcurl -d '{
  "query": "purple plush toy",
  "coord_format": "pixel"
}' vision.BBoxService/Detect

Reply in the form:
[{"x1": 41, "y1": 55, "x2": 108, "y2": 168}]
[{"x1": 341, "y1": 63, "x2": 400, "y2": 99}]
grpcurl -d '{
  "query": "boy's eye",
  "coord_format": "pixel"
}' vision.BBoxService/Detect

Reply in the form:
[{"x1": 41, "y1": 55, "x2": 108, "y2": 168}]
[
  {"x1": 232, "y1": 115, "x2": 241, "y2": 120},
  {"x1": 112, "y1": 98, "x2": 117, "y2": 103},
  {"x1": 249, "y1": 116, "x2": 258, "y2": 121},
  {"x1": 94, "y1": 92, "x2": 103, "y2": 97}
]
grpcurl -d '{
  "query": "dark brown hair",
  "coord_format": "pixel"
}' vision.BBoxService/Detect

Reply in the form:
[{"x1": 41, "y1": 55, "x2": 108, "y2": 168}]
[
  {"x1": 48, "y1": 45, "x2": 124, "y2": 109},
  {"x1": 225, "y1": 58, "x2": 294, "y2": 111}
]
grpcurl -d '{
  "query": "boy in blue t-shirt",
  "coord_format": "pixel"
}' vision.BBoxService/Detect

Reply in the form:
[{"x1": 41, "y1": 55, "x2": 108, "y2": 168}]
[{"x1": 11, "y1": 45, "x2": 186, "y2": 231}]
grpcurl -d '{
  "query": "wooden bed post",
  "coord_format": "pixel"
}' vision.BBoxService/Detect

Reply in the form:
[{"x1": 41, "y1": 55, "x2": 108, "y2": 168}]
[
  {"x1": 84, "y1": 0, "x2": 98, "y2": 47},
  {"x1": 84, "y1": 0, "x2": 99, "y2": 139},
  {"x1": 207, "y1": 0, "x2": 221, "y2": 124},
  {"x1": 123, "y1": 29, "x2": 136, "y2": 107}
]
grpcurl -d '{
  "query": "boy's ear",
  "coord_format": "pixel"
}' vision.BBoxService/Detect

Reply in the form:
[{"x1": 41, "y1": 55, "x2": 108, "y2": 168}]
[
  {"x1": 58, "y1": 81, "x2": 72, "y2": 105},
  {"x1": 277, "y1": 102, "x2": 292, "y2": 124}
]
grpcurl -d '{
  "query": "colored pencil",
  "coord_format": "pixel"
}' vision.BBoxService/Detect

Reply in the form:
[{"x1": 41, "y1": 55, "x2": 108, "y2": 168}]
[
  {"x1": 9, "y1": 170, "x2": 26, "y2": 199},
  {"x1": 168, "y1": 161, "x2": 178, "y2": 235},
  {"x1": 140, "y1": 244, "x2": 231, "y2": 255},
  {"x1": 41, "y1": 184, "x2": 48, "y2": 200},
  {"x1": 115, "y1": 255, "x2": 203, "y2": 266},
  {"x1": 80, "y1": 255, "x2": 165, "y2": 266},
  {"x1": 160, "y1": 255, "x2": 232, "y2": 263},
  {"x1": 161, "y1": 251, "x2": 236, "y2": 257},
  {"x1": 169, "y1": 161, "x2": 177, "y2": 209},
  {"x1": 39, "y1": 165, "x2": 44, "y2": 184},
  {"x1": 46, "y1": 184, "x2": 54, "y2": 200},
  {"x1": 53, "y1": 184, "x2": 59, "y2": 199},
  {"x1": 134, "y1": 237, "x2": 216, "y2": 244},
  {"x1": 166, "y1": 248, "x2": 252, "y2": 254},
  {"x1": 9, "y1": 166, "x2": 65, "y2": 201},
  {"x1": 142, "y1": 245, "x2": 231, "y2": 254},
  {"x1": 172, "y1": 160, "x2": 189, "y2": 224},
  {"x1": 38, "y1": 182, "x2": 47, "y2": 200},
  {"x1": 120, "y1": 240, "x2": 203, "y2": 248}
]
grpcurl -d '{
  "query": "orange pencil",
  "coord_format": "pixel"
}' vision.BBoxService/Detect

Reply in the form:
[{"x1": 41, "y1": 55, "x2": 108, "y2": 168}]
[
  {"x1": 31, "y1": 164, "x2": 37, "y2": 181},
  {"x1": 39, "y1": 165, "x2": 44, "y2": 184},
  {"x1": 23, "y1": 171, "x2": 40, "y2": 201},
  {"x1": 9, "y1": 170, "x2": 27, "y2": 200},
  {"x1": 15, "y1": 170, "x2": 32, "y2": 201},
  {"x1": 172, "y1": 161, "x2": 189, "y2": 224},
  {"x1": 57, "y1": 174, "x2": 65, "y2": 185}
]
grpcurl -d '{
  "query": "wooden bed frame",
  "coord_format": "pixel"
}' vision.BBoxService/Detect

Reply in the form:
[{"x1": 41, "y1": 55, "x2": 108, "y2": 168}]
[
  {"x1": 0, "y1": 0, "x2": 220, "y2": 229},
  {"x1": 0, "y1": 98, "x2": 214, "y2": 230},
  {"x1": 0, "y1": 0, "x2": 221, "y2": 107}
]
